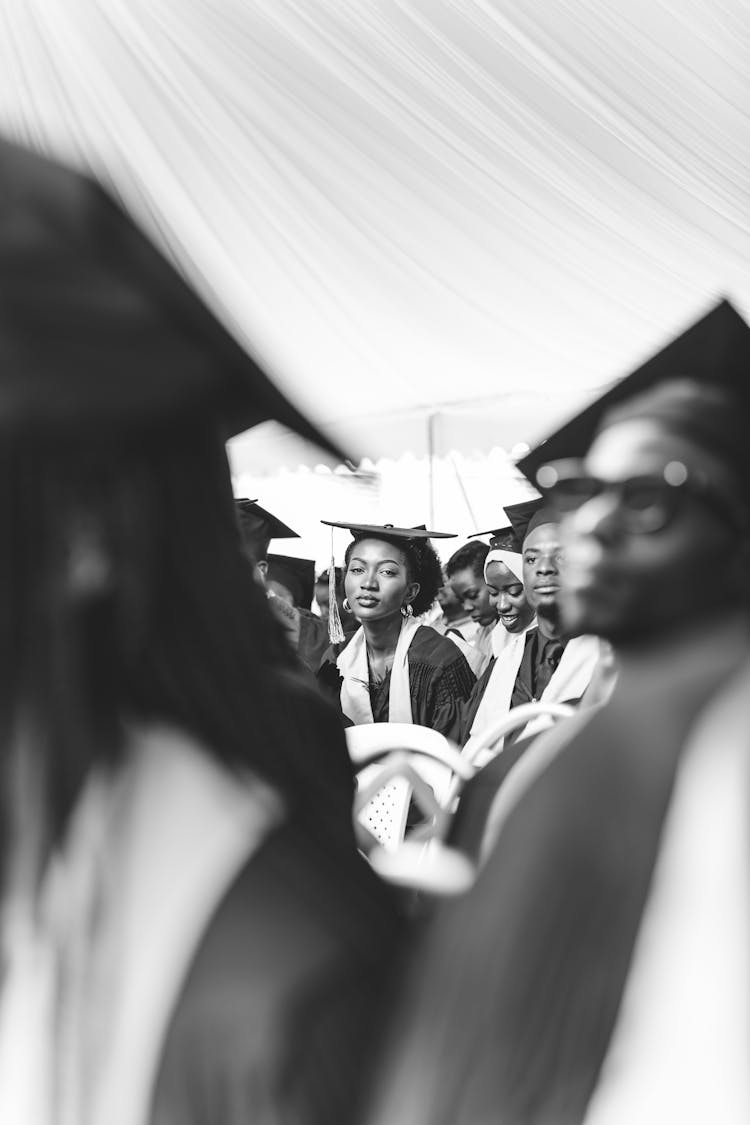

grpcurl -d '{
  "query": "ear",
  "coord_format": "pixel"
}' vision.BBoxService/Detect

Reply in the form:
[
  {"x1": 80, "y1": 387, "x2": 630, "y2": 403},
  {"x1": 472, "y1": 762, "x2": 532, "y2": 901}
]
[
  {"x1": 255, "y1": 559, "x2": 268, "y2": 584},
  {"x1": 403, "y1": 580, "x2": 420, "y2": 607}
]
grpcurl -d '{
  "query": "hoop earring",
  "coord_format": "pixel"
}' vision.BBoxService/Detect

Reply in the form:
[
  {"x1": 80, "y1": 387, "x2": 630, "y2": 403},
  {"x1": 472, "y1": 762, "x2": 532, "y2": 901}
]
[
  {"x1": 401, "y1": 603, "x2": 414, "y2": 618},
  {"x1": 342, "y1": 598, "x2": 352, "y2": 613}
]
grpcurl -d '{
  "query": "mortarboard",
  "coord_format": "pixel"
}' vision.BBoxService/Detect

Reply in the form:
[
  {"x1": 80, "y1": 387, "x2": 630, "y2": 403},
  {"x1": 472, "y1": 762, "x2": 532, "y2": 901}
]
[
  {"x1": 321, "y1": 521, "x2": 457, "y2": 540},
  {"x1": 469, "y1": 524, "x2": 516, "y2": 550},
  {"x1": 0, "y1": 136, "x2": 343, "y2": 454},
  {"x1": 235, "y1": 499, "x2": 298, "y2": 541},
  {"x1": 235, "y1": 499, "x2": 298, "y2": 565},
  {"x1": 517, "y1": 299, "x2": 750, "y2": 487},
  {"x1": 266, "y1": 554, "x2": 316, "y2": 610},
  {"x1": 321, "y1": 521, "x2": 457, "y2": 642},
  {"x1": 502, "y1": 498, "x2": 544, "y2": 550}
]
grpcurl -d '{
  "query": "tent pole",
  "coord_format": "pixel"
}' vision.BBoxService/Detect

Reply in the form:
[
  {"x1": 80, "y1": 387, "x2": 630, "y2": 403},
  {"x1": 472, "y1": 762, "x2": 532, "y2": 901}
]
[{"x1": 427, "y1": 411, "x2": 437, "y2": 526}]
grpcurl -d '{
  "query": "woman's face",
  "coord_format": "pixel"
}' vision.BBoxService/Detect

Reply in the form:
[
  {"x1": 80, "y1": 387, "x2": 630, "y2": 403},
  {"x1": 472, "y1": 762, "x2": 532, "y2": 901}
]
[
  {"x1": 484, "y1": 560, "x2": 534, "y2": 634},
  {"x1": 344, "y1": 538, "x2": 419, "y2": 624},
  {"x1": 449, "y1": 566, "x2": 497, "y2": 627}
]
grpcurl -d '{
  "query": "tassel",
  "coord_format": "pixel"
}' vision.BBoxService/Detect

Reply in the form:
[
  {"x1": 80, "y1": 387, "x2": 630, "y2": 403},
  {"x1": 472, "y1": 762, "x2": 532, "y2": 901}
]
[{"x1": 327, "y1": 527, "x2": 345, "y2": 644}]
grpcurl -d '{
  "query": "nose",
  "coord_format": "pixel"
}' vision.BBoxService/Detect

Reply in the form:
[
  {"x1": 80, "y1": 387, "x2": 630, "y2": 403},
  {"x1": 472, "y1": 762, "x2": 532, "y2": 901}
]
[
  {"x1": 572, "y1": 491, "x2": 623, "y2": 544},
  {"x1": 498, "y1": 592, "x2": 513, "y2": 612},
  {"x1": 536, "y1": 552, "x2": 558, "y2": 575},
  {"x1": 360, "y1": 570, "x2": 378, "y2": 590}
]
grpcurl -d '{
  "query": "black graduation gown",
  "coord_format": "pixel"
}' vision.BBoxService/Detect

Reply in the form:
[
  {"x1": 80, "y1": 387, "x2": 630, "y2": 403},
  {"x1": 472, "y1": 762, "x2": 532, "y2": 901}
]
[
  {"x1": 317, "y1": 625, "x2": 475, "y2": 738},
  {"x1": 151, "y1": 819, "x2": 405, "y2": 1125},
  {"x1": 363, "y1": 624, "x2": 747, "y2": 1125}
]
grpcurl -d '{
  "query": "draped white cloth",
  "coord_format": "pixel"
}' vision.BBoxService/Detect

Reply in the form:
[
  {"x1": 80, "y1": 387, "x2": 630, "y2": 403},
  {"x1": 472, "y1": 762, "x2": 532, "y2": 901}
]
[
  {"x1": 0, "y1": 726, "x2": 283, "y2": 1125},
  {"x1": 1, "y1": 1, "x2": 748, "y2": 461},
  {"x1": 463, "y1": 631, "x2": 600, "y2": 766}
]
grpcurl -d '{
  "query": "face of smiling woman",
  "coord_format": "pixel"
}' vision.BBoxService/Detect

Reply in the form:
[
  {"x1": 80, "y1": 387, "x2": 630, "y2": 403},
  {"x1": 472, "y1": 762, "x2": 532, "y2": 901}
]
[
  {"x1": 484, "y1": 560, "x2": 534, "y2": 634},
  {"x1": 344, "y1": 538, "x2": 420, "y2": 625}
]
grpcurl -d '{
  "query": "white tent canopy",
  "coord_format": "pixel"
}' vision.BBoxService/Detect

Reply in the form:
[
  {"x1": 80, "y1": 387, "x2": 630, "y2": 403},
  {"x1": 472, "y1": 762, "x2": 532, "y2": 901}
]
[{"x1": 1, "y1": 0, "x2": 748, "y2": 466}]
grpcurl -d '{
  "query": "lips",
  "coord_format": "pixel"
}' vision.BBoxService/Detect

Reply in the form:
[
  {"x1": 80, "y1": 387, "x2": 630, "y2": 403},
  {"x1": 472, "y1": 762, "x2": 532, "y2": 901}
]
[
  {"x1": 534, "y1": 585, "x2": 559, "y2": 595},
  {"x1": 356, "y1": 596, "x2": 379, "y2": 607}
]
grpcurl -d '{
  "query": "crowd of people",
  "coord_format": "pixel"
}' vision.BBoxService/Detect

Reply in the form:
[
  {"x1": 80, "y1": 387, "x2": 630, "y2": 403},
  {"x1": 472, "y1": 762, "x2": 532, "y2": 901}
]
[{"x1": 0, "y1": 139, "x2": 748, "y2": 1125}]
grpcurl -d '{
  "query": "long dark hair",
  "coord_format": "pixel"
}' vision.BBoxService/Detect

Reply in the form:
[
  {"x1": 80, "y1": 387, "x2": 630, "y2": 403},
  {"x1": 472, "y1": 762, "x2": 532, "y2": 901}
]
[{"x1": 0, "y1": 423, "x2": 353, "y2": 894}]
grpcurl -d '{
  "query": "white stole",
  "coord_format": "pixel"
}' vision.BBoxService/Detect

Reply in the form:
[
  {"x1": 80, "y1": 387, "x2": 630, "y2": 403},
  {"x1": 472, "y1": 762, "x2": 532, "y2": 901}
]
[
  {"x1": 520, "y1": 633, "x2": 601, "y2": 739},
  {"x1": 461, "y1": 623, "x2": 534, "y2": 762},
  {"x1": 0, "y1": 726, "x2": 283, "y2": 1125},
  {"x1": 446, "y1": 621, "x2": 496, "y2": 677},
  {"x1": 463, "y1": 631, "x2": 599, "y2": 767},
  {"x1": 338, "y1": 617, "x2": 421, "y2": 725},
  {"x1": 583, "y1": 658, "x2": 750, "y2": 1125}
]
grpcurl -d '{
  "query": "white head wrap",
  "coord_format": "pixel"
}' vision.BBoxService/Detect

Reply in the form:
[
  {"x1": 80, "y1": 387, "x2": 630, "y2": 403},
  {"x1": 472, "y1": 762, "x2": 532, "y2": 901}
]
[{"x1": 484, "y1": 549, "x2": 523, "y2": 584}]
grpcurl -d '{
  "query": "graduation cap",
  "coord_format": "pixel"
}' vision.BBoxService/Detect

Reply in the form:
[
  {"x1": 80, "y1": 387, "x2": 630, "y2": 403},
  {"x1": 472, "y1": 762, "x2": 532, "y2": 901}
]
[
  {"x1": 235, "y1": 499, "x2": 298, "y2": 564},
  {"x1": 502, "y1": 498, "x2": 546, "y2": 550},
  {"x1": 266, "y1": 554, "x2": 316, "y2": 610},
  {"x1": 0, "y1": 136, "x2": 344, "y2": 454},
  {"x1": 517, "y1": 299, "x2": 750, "y2": 487},
  {"x1": 321, "y1": 521, "x2": 457, "y2": 642},
  {"x1": 469, "y1": 523, "x2": 516, "y2": 550},
  {"x1": 321, "y1": 521, "x2": 457, "y2": 540}
]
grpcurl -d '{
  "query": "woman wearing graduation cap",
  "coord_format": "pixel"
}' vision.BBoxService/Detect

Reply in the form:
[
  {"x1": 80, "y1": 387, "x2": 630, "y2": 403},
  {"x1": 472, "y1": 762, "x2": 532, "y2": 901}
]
[
  {"x1": 0, "y1": 139, "x2": 404, "y2": 1125},
  {"x1": 317, "y1": 523, "x2": 475, "y2": 735}
]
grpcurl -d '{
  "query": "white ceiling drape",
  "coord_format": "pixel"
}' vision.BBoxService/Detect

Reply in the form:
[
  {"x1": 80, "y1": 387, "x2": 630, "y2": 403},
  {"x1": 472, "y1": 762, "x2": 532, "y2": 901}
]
[{"x1": 1, "y1": 0, "x2": 748, "y2": 464}]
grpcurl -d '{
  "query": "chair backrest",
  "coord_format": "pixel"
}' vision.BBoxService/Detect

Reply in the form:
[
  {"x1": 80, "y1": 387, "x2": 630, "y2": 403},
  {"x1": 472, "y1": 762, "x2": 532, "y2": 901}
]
[
  {"x1": 346, "y1": 724, "x2": 471, "y2": 852},
  {"x1": 462, "y1": 700, "x2": 575, "y2": 770}
]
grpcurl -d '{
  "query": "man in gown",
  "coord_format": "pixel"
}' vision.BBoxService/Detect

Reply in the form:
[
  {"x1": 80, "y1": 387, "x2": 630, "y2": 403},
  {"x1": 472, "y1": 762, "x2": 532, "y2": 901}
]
[{"x1": 365, "y1": 298, "x2": 750, "y2": 1125}]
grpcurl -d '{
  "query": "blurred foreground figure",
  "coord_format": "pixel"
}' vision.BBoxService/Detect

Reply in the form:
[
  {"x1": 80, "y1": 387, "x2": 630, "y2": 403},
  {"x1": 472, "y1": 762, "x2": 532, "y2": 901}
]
[
  {"x1": 365, "y1": 300, "x2": 750, "y2": 1125},
  {"x1": 0, "y1": 138, "x2": 403, "y2": 1125}
]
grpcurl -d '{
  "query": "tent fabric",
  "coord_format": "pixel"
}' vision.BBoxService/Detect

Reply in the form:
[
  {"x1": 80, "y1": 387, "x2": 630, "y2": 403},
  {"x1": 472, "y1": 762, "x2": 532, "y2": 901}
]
[{"x1": 1, "y1": 1, "x2": 748, "y2": 463}]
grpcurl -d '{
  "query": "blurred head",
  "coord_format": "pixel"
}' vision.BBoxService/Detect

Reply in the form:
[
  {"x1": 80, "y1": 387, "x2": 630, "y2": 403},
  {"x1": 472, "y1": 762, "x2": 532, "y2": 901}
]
[
  {"x1": 446, "y1": 542, "x2": 497, "y2": 628},
  {"x1": 436, "y1": 575, "x2": 465, "y2": 622},
  {"x1": 315, "y1": 568, "x2": 345, "y2": 621},
  {"x1": 484, "y1": 559, "x2": 534, "y2": 634},
  {"x1": 538, "y1": 381, "x2": 750, "y2": 645},
  {"x1": 343, "y1": 534, "x2": 442, "y2": 625},
  {"x1": 0, "y1": 428, "x2": 353, "y2": 894}
]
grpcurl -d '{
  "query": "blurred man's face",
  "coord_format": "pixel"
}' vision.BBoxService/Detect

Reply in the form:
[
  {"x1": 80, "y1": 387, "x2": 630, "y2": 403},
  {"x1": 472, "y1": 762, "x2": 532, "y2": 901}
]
[{"x1": 558, "y1": 418, "x2": 744, "y2": 643}]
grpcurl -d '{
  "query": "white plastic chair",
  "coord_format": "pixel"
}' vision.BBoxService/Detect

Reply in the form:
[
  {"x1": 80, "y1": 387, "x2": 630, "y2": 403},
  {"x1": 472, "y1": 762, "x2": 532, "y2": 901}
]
[
  {"x1": 461, "y1": 701, "x2": 576, "y2": 770},
  {"x1": 346, "y1": 724, "x2": 477, "y2": 894}
]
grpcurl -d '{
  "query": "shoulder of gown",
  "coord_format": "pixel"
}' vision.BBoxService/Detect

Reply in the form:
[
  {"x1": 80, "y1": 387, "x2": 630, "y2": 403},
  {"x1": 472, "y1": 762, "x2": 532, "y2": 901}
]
[{"x1": 151, "y1": 818, "x2": 407, "y2": 1125}]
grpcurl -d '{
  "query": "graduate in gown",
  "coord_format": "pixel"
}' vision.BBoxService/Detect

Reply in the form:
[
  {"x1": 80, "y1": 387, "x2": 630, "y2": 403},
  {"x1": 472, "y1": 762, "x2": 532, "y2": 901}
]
[
  {"x1": 0, "y1": 138, "x2": 405, "y2": 1125},
  {"x1": 317, "y1": 523, "x2": 475, "y2": 736},
  {"x1": 444, "y1": 540, "x2": 499, "y2": 677},
  {"x1": 363, "y1": 299, "x2": 750, "y2": 1125},
  {"x1": 235, "y1": 499, "x2": 330, "y2": 676}
]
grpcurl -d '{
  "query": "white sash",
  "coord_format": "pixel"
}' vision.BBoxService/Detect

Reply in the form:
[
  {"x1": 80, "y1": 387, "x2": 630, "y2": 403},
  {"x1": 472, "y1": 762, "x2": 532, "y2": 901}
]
[
  {"x1": 338, "y1": 617, "x2": 421, "y2": 725},
  {"x1": 583, "y1": 659, "x2": 750, "y2": 1125},
  {"x1": 0, "y1": 726, "x2": 283, "y2": 1125},
  {"x1": 446, "y1": 621, "x2": 496, "y2": 677},
  {"x1": 463, "y1": 632, "x2": 599, "y2": 767},
  {"x1": 520, "y1": 633, "x2": 601, "y2": 739},
  {"x1": 461, "y1": 626, "x2": 532, "y2": 761}
]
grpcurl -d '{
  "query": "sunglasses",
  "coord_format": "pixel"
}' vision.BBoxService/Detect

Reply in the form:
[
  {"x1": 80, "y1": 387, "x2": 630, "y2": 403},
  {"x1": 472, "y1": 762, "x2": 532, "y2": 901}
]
[{"x1": 535, "y1": 458, "x2": 745, "y2": 535}]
